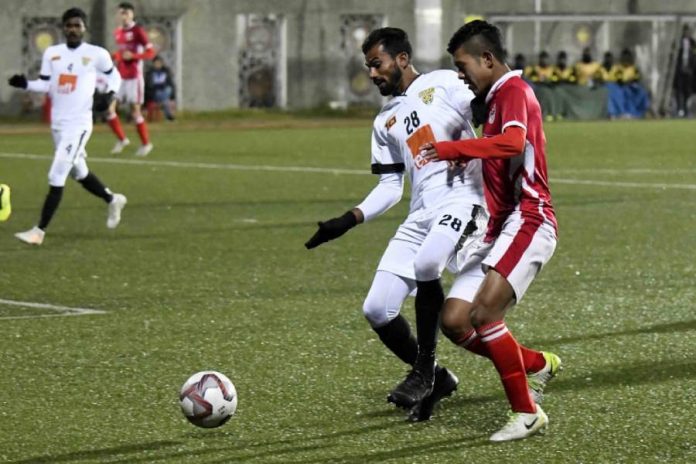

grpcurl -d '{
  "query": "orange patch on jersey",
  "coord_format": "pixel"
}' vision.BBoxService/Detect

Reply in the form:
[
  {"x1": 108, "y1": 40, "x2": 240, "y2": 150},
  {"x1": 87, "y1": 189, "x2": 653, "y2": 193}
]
[
  {"x1": 406, "y1": 124, "x2": 437, "y2": 169},
  {"x1": 385, "y1": 115, "x2": 397, "y2": 130},
  {"x1": 57, "y1": 73, "x2": 78, "y2": 94}
]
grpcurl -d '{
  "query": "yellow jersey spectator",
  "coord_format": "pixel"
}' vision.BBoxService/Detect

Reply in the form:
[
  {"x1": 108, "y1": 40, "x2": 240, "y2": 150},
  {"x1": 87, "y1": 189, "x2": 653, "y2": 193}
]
[
  {"x1": 574, "y1": 47, "x2": 601, "y2": 86},
  {"x1": 616, "y1": 48, "x2": 640, "y2": 83},
  {"x1": 595, "y1": 51, "x2": 620, "y2": 83},
  {"x1": 553, "y1": 51, "x2": 576, "y2": 83},
  {"x1": 527, "y1": 51, "x2": 555, "y2": 83}
]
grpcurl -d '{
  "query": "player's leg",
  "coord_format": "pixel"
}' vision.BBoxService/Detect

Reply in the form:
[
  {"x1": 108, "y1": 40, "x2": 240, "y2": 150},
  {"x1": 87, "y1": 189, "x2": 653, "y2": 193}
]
[
  {"x1": 472, "y1": 215, "x2": 558, "y2": 441},
  {"x1": 107, "y1": 96, "x2": 130, "y2": 154},
  {"x1": 444, "y1": 258, "x2": 549, "y2": 376},
  {"x1": 388, "y1": 203, "x2": 472, "y2": 407},
  {"x1": 71, "y1": 154, "x2": 127, "y2": 229},
  {"x1": 133, "y1": 76, "x2": 153, "y2": 156},
  {"x1": 363, "y1": 270, "x2": 418, "y2": 366},
  {"x1": 15, "y1": 129, "x2": 83, "y2": 245}
]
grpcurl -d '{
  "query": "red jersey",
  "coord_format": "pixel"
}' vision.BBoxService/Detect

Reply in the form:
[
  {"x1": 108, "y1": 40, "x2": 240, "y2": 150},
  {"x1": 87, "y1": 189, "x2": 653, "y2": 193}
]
[
  {"x1": 480, "y1": 71, "x2": 557, "y2": 240},
  {"x1": 113, "y1": 22, "x2": 154, "y2": 79}
]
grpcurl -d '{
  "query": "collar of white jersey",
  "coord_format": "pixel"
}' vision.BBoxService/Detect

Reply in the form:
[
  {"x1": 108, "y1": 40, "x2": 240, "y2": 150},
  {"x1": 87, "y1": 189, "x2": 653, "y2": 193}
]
[{"x1": 485, "y1": 69, "x2": 523, "y2": 104}]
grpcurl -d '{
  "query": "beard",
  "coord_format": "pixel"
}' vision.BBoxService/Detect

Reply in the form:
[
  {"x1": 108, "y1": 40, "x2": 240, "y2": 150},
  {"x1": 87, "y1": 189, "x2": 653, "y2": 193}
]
[{"x1": 373, "y1": 66, "x2": 403, "y2": 96}]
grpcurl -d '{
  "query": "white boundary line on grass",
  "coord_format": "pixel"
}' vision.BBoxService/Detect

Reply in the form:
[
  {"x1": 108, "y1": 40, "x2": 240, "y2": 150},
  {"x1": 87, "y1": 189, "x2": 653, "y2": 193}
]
[
  {"x1": 0, "y1": 298, "x2": 106, "y2": 320},
  {"x1": 2, "y1": 152, "x2": 696, "y2": 190}
]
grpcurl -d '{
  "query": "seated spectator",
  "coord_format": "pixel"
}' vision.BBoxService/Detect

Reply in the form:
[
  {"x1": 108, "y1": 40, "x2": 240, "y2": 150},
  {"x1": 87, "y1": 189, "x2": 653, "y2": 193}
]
[
  {"x1": 527, "y1": 51, "x2": 555, "y2": 84},
  {"x1": 604, "y1": 48, "x2": 649, "y2": 119},
  {"x1": 145, "y1": 56, "x2": 176, "y2": 121},
  {"x1": 553, "y1": 51, "x2": 577, "y2": 84},
  {"x1": 574, "y1": 47, "x2": 600, "y2": 87},
  {"x1": 595, "y1": 51, "x2": 620, "y2": 83},
  {"x1": 615, "y1": 48, "x2": 649, "y2": 118}
]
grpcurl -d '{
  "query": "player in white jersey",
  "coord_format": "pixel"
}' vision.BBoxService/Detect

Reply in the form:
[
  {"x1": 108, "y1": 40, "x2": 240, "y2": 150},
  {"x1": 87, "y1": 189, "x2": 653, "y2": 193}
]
[
  {"x1": 8, "y1": 8, "x2": 127, "y2": 246},
  {"x1": 305, "y1": 28, "x2": 487, "y2": 420}
]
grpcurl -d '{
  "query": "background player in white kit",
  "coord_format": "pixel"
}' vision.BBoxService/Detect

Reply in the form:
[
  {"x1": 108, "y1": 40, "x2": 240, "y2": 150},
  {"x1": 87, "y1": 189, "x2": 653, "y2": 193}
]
[
  {"x1": 8, "y1": 7, "x2": 127, "y2": 246},
  {"x1": 305, "y1": 28, "x2": 487, "y2": 420}
]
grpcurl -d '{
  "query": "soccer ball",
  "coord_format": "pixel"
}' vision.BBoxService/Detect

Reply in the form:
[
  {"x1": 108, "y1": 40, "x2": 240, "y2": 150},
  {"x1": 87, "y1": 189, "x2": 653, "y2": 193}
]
[{"x1": 179, "y1": 371, "x2": 238, "y2": 428}]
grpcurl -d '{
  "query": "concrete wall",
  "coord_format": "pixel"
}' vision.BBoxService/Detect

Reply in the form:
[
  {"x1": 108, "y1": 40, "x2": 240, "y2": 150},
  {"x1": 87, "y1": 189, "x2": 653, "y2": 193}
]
[{"x1": 2, "y1": 0, "x2": 696, "y2": 114}]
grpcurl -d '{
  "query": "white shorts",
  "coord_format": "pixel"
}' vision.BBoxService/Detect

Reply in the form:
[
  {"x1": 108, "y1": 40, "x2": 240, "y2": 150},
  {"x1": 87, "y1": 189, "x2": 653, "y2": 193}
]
[
  {"x1": 48, "y1": 126, "x2": 92, "y2": 186},
  {"x1": 117, "y1": 77, "x2": 145, "y2": 105},
  {"x1": 449, "y1": 211, "x2": 557, "y2": 304},
  {"x1": 376, "y1": 201, "x2": 484, "y2": 280}
]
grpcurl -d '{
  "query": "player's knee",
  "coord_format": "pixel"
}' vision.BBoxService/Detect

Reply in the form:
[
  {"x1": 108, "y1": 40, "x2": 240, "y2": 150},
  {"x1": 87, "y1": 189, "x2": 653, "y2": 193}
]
[
  {"x1": 440, "y1": 300, "x2": 472, "y2": 341},
  {"x1": 362, "y1": 297, "x2": 397, "y2": 328},
  {"x1": 469, "y1": 300, "x2": 497, "y2": 328},
  {"x1": 413, "y1": 254, "x2": 442, "y2": 281},
  {"x1": 47, "y1": 170, "x2": 67, "y2": 187}
]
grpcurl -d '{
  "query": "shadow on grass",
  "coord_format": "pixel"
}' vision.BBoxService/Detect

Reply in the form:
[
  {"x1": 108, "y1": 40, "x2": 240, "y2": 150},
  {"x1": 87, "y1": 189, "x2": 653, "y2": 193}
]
[
  {"x1": 528, "y1": 319, "x2": 696, "y2": 348},
  {"x1": 12, "y1": 440, "x2": 180, "y2": 464},
  {"x1": 101, "y1": 421, "x2": 406, "y2": 463}
]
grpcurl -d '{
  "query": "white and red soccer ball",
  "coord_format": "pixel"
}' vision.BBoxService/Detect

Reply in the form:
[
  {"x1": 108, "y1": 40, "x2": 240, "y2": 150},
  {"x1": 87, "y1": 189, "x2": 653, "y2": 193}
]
[{"x1": 179, "y1": 371, "x2": 237, "y2": 428}]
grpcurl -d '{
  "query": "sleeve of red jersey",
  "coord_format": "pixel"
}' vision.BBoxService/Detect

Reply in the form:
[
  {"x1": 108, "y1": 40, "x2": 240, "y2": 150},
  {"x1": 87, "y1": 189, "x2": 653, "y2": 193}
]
[
  {"x1": 133, "y1": 26, "x2": 156, "y2": 60},
  {"x1": 432, "y1": 85, "x2": 529, "y2": 160},
  {"x1": 432, "y1": 126, "x2": 526, "y2": 160}
]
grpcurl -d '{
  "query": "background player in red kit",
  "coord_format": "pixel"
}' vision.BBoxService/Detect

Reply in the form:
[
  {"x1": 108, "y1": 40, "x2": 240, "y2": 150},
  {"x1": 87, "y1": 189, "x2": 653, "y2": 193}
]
[
  {"x1": 420, "y1": 20, "x2": 562, "y2": 442},
  {"x1": 108, "y1": 2, "x2": 155, "y2": 156}
]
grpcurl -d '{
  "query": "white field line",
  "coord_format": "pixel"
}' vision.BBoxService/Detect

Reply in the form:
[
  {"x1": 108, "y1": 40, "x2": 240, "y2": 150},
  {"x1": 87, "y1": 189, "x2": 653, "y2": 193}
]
[
  {"x1": 1, "y1": 151, "x2": 695, "y2": 190},
  {"x1": 0, "y1": 298, "x2": 106, "y2": 320}
]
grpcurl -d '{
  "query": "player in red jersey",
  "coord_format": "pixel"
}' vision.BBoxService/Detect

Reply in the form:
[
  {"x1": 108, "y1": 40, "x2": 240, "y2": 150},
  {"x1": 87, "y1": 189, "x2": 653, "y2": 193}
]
[
  {"x1": 419, "y1": 20, "x2": 562, "y2": 442},
  {"x1": 108, "y1": 2, "x2": 155, "y2": 156}
]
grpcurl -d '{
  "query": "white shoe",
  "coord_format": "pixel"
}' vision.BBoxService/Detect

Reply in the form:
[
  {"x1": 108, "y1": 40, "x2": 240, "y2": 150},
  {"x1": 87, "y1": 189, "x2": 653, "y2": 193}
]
[
  {"x1": 527, "y1": 352, "x2": 562, "y2": 404},
  {"x1": 15, "y1": 226, "x2": 45, "y2": 245},
  {"x1": 107, "y1": 194, "x2": 127, "y2": 229},
  {"x1": 135, "y1": 143, "x2": 153, "y2": 157},
  {"x1": 110, "y1": 138, "x2": 130, "y2": 154},
  {"x1": 489, "y1": 406, "x2": 548, "y2": 442}
]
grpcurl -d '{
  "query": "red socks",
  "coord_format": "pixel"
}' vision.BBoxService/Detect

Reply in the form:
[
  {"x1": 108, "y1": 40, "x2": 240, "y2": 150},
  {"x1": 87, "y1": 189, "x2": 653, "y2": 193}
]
[
  {"x1": 107, "y1": 114, "x2": 126, "y2": 141},
  {"x1": 135, "y1": 116, "x2": 149, "y2": 145},
  {"x1": 476, "y1": 321, "x2": 536, "y2": 413},
  {"x1": 456, "y1": 328, "x2": 546, "y2": 374}
]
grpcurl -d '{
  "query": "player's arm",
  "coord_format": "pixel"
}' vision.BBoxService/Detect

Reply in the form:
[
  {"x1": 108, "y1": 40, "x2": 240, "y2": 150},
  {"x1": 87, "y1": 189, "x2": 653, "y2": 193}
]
[
  {"x1": 423, "y1": 85, "x2": 528, "y2": 161},
  {"x1": 9, "y1": 49, "x2": 51, "y2": 93},
  {"x1": 304, "y1": 172, "x2": 404, "y2": 250},
  {"x1": 93, "y1": 48, "x2": 123, "y2": 111},
  {"x1": 421, "y1": 126, "x2": 526, "y2": 162},
  {"x1": 131, "y1": 27, "x2": 156, "y2": 61},
  {"x1": 305, "y1": 124, "x2": 403, "y2": 250}
]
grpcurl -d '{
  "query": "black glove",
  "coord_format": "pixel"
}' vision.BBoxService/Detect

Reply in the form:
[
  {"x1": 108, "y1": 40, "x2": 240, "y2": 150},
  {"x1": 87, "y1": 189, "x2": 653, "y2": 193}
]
[
  {"x1": 304, "y1": 211, "x2": 358, "y2": 249},
  {"x1": 93, "y1": 91, "x2": 116, "y2": 112},
  {"x1": 470, "y1": 94, "x2": 488, "y2": 128},
  {"x1": 8, "y1": 74, "x2": 28, "y2": 89}
]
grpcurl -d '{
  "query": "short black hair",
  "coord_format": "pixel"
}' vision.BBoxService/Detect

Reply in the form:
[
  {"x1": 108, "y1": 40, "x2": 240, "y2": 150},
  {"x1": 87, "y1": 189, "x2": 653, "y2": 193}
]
[
  {"x1": 62, "y1": 7, "x2": 87, "y2": 25},
  {"x1": 118, "y1": 2, "x2": 135, "y2": 11},
  {"x1": 361, "y1": 27, "x2": 412, "y2": 59},
  {"x1": 447, "y1": 20, "x2": 506, "y2": 62}
]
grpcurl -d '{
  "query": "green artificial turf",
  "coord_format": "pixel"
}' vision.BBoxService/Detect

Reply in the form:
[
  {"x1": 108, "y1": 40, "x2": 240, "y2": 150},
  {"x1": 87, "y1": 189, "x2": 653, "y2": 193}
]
[{"x1": 1, "y1": 118, "x2": 695, "y2": 463}]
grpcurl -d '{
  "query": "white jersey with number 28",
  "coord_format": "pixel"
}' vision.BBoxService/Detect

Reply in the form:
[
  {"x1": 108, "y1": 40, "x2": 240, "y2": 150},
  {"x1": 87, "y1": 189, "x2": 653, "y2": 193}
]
[{"x1": 370, "y1": 70, "x2": 484, "y2": 213}]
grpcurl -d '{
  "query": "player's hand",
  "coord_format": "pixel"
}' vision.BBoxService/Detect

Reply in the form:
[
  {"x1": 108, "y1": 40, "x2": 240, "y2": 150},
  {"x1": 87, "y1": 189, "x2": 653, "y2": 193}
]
[
  {"x1": 419, "y1": 142, "x2": 440, "y2": 162},
  {"x1": 304, "y1": 211, "x2": 358, "y2": 249},
  {"x1": 93, "y1": 91, "x2": 116, "y2": 112},
  {"x1": 8, "y1": 74, "x2": 28, "y2": 89},
  {"x1": 122, "y1": 50, "x2": 134, "y2": 61}
]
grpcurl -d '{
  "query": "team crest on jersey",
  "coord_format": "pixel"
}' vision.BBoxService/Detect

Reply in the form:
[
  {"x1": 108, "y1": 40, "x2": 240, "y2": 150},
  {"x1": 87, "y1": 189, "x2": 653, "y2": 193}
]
[
  {"x1": 418, "y1": 87, "x2": 435, "y2": 105},
  {"x1": 488, "y1": 103, "x2": 496, "y2": 124},
  {"x1": 82, "y1": 56, "x2": 91, "y2": 66},
  {"x1": 385, "y1": 115, "x2": 397, "y2": 130}
]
